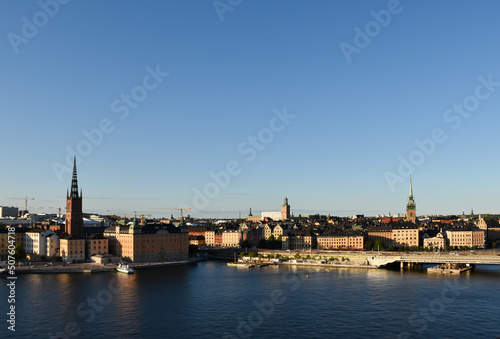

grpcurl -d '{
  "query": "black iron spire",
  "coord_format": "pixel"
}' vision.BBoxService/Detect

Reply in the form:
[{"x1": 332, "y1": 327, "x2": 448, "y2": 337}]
[{"x1": 70, "y1": 155, "x2": 79, "y2": 198}]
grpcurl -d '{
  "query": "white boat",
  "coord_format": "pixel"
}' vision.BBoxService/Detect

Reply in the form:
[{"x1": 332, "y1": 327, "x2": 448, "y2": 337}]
[
  {"x1": 116, "y1": 263, "x2": 134, "y2": 274},
  {"x1": 0, "y1": 267, "x2": 7, "y2": 274}
]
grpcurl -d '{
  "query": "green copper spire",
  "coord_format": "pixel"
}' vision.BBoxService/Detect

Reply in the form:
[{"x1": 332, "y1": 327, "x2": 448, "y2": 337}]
[{"x1": 407, "y1": 176, "x2": 416, "y2": 210}]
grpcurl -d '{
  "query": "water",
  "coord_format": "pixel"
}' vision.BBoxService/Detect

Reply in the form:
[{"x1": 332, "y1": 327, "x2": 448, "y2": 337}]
[{"x1": 1, "y1": 261, "x2": 500, "y2": 338}]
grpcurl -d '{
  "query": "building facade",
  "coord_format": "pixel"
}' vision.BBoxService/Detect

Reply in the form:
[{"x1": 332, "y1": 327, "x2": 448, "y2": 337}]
[
  {"x1": 104, "y1": 219, "x2": 189, "y2": 263},
  {"x1": 60, "y1": 237, "x2": 85, "y2": 262},
  {"x1": 317, "y1": 235, "x2": 364, "y2": 250},
  {"x1": 25, "y1": 229, "x2": 56, "y2": 256},
  {"x1": 423, "y1": 232, "x2": 446, "y2": 249},
  {"x1": 0, "y1": 206, "x2": 18, "y2": 218},
  {"x1": 221, "y1": 230, "x2": 241, "y2": 247},
  {"x1": 392, "y1": 227, "x2": 419, "y2": 247},
  {"x1": 0, "y1": 230, "x2": 25, "y2": 261},
  {"x1": 85, "y1": 235, "x2": 108, "y2": 259},
  {"x1": 446, "y1": 229, "x2": 485, "y2": 249}
]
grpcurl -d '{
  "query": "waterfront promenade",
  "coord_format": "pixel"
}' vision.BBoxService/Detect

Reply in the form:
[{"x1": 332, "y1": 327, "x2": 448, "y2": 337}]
[
  {"x1": 256, "y1": 250, "x2": 500, "y2": 268},
  {"x1": 7, "y1": 258, "x2": 205, "y2": 274}
]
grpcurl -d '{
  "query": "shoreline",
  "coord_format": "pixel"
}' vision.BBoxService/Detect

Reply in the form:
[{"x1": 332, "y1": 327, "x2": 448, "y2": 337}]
[
  {"x1": 278, "y1": 262, "x2": 378, "y2": 269},
  {"x1": 1, "y1": 258, "x2": 207, "y2": 275}
]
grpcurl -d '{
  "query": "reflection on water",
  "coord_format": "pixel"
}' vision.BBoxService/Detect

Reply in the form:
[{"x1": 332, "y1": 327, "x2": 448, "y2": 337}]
[{"x1": 1, "y1": 261, "x2": 500, "y2": 338}]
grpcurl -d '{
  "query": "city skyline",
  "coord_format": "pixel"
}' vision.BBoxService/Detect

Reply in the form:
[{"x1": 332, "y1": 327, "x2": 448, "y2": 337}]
[{"x1": 2, "y1": 1, "x2": 500, "y2": 217}]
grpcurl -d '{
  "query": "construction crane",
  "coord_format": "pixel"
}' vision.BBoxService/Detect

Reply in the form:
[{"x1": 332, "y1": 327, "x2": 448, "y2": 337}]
[
  {"x1": 7, "y1": 196, "x2": 35, "y2": 211},
  {"x1": 149, "y1": 208, "x2": 192, "y2": 221}
]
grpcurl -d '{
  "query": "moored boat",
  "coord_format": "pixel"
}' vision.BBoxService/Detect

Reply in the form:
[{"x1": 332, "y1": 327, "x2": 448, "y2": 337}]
[{"x1": 116, "y1": 263, "x2": 134, "y2": 274}]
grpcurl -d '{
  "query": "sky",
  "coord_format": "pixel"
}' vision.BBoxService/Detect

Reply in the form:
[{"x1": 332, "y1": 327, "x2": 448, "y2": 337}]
[{"x1": 1, "y1": 0, "x2": 500, "y2": 218}]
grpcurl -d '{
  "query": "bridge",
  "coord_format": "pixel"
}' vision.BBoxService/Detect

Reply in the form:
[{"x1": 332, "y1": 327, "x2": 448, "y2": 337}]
[{"x1": 370, "y1": 253, "x2": 500, "y2": 268}]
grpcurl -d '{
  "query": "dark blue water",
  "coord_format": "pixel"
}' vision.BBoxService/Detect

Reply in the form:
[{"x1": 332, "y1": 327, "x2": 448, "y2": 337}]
[{"x1": 1, "y1": 261, "x2": 499, "y2": 338}]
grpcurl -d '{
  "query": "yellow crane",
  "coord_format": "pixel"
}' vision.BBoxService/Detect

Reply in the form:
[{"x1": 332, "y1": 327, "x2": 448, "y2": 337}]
[{"x1": 7, "y1": 196, "x2": 35, "y2": 211}]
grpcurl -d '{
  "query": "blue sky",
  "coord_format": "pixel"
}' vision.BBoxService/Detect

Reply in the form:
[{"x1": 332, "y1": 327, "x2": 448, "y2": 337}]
[{"x1": 1, "y1": 0, "x2": 500, "y2": 218}]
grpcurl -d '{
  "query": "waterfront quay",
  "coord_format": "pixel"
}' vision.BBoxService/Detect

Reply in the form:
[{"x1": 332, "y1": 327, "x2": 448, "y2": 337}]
[
  {"x1": 216, "y1": 248, "x2": 500, "y2": 270},
  {"x1": 9, "y1": 258, "x2": 205, "y2": 274}
]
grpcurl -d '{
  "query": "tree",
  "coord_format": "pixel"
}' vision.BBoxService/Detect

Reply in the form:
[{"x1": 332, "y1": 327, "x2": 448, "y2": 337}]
[
  {"x1": 248, "y1": 252, "x2": 256, "y2": 258},
  {"x1": 492, "y1": 242, "x2": 498, "y2": 249},
  {"x1": 374, "y1": 240, "x2": 384, "y2": 251},
  {"x1": 294, "y1": 253, "x2": 301, "y2": 259},
  {"x1": 258, "y1": 237, "x2": 266, "y2": 249},
  {"x1": 13, "y1": 244, "x2": 26, "y2": 261},
  {"x1": 189, "y1": 245, "x2": 199, "y2": 255},
  {"x1": 364, "y1": 239, "x2": 374, "y2": 251},
  {"x1": 241, "y1": 240, "x2": 250, "y2": 249},
  {"x1": 239, "y1": 252, "x2": 246, "y2": 258}
]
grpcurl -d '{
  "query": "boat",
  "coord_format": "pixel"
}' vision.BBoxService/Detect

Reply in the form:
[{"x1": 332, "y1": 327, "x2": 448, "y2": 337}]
[
  {"x1": 427, "y1": 263, "x2": 471, "y2": 274},
  {"x1": 116, "y1": 263, "x2": 134, "y2": 274},
  {"x1": 0, "y1": 267, "x2": 7, "y2": 274}
]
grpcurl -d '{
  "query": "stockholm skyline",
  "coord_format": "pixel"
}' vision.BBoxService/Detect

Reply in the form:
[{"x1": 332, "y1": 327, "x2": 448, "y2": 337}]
[{"x1": 2, "y1": 1, "x2": 500, "y2": 218}]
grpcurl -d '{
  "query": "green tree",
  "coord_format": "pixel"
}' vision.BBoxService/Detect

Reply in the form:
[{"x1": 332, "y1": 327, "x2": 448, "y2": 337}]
[
  {"x1": 258, "y1": 237, "x2": 266, "y2": 249},
  {"x1": 239, "y1": 252, "x2": 246, "y2": 258},
  {"x1": 294, "y1": 253, "x2": 301, "y2": 259},
  {"x1": 364, "y1": 239, "x2": 374, "y2": 250},
  {"x1": 188, "y1": 244, "x2": 199, "y2": 255},
  {"x1": 241, "y1": 240, "x2": 250, "y2": 249},
  {"x1": 13, "y1": 244, "x2": 26, "y2": 261},
  {"x1": 248, "y1": 252, "x2": 256, "y2": 258},
  {"x1": 374, "y1": 240, "x2": 384, "y2": 251},
  {"x1": 492, "y1": 242, "x2": 498, "y2": 249}
]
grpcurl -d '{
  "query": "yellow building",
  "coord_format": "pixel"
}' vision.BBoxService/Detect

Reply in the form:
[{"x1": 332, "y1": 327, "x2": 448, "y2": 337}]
[
  {"x1": 392, "y1": 227, "x2": 419, "y2": 247},
  {"x1": 0, "y1": 229, "x2": 25, "y2": 260},
  {"x1": 60, "y1": 237, "x2": 85, "y2": 263},
  {"x1": 85, "y1": 235, "x2": 108, "y2": 259},
  {"x1": 317, "y1": 235, "x2": 364, "y2": 250},
  {"x1": 104, "y1": 219, "x2": 189, "y2": 263},
  {"x1": 221, "y1": 230, "x2": 241, "y2": 247},
  {"x1": 446, "y1": 229, "x2": 485, "y2": 249},
  {"x1": 189, "y1": 236, "x2": 206, "y2": 247},
  {"x1": 282, "y1": 232, "x2": 315, "y2": 251},
  {"x1": 204, "y1": 230, "x2": 215, "y2": 246}
]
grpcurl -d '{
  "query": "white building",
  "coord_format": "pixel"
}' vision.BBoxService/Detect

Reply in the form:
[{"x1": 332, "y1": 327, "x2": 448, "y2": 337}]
[
  {"x1": 222, "y1": 230, "x2": 241, "y2": 247},
  {"x1": 423, "y1": 232, "x2": 446, "y2": 249},
  {"x1": 25, "y1": 229, "x2": 56, "y2": 256},
  {"x1": 261, "y1": 211, "x2": 282, "y2": 221},
  {"x1": 46, "y1": 234, "x2": 60, "y2": 257}
]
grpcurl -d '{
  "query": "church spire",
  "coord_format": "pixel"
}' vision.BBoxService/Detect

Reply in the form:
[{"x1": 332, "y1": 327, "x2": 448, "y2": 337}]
[
  {"x1": 70, "y1": 155, "x2": 79, "y2": 199},
  {"x1": 406, "y1": 176, "x2": 416, "y2": 223},
  {"x1": 409, "y1": 175, "x2": 413, "y2": 199}
]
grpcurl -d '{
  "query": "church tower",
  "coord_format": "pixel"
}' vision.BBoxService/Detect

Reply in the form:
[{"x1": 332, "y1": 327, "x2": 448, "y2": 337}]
[
  {"x1": 281, "y1": 196, "x2": 290, "y2": 221},
  {"x1": 406, "y1": 177, "x2": 416, "y2": 223},
  {"x1": 65, "y1": 156, "x2": 84, "y2": 238}
]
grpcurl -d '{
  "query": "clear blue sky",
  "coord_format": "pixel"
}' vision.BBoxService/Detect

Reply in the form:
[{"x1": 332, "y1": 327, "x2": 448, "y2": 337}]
[{"x1": 1, "y1": 0, "x2": 500, "y2": 218}]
